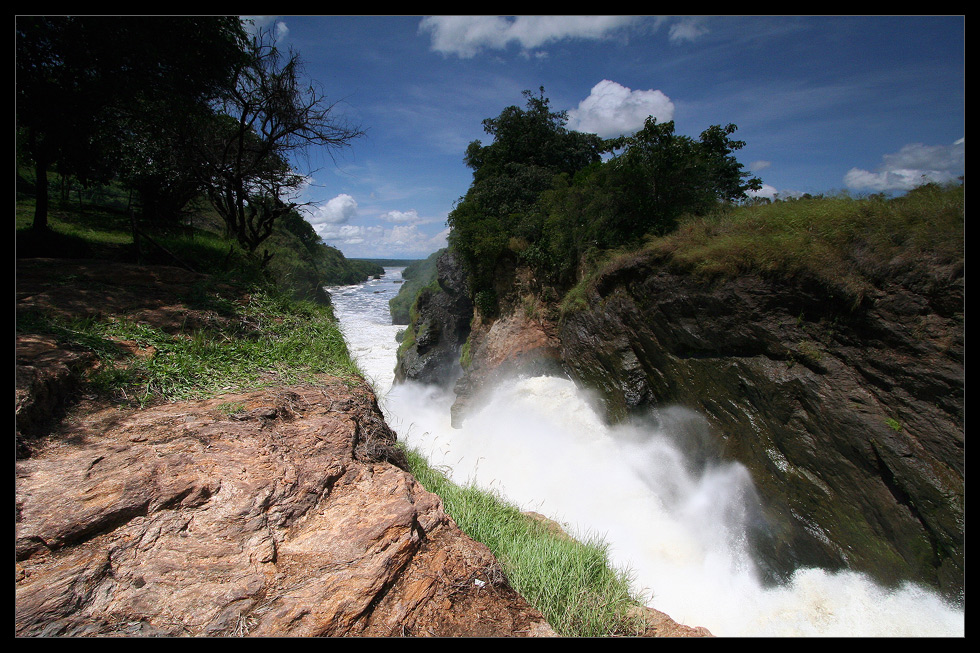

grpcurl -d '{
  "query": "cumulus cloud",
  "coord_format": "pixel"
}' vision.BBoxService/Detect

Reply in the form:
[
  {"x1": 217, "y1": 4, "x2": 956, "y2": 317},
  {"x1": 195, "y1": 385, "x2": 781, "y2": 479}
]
[
  {"x1": 316, "y1": 223, "x2": 375, "y2": 246},
  {"x1": 379, "y1": 209, "x2": 421, "y2": 224},
  {"x1": 844, "y1": 139, "x2": 964, "y2": 192},
  {"x1": 747, "y1": 183, "x2": 779, "y2": 200},
  {"x1": 319, "y1": 222, "x2": 448, "y2": 258},
  {"x1": 419, "y1": 15, "x2": 638, "y2": 58},
  {"x1": 309, "y1": 194, "x2": 358, "y2": 229},
  {"x1": 567, "y1": 80, "x2": 674, "y2": 138}
]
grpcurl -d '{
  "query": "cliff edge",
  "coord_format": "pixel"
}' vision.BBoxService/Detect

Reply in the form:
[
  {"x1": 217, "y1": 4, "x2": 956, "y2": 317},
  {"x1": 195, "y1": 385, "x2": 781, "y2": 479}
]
[
  {"x1": 447, "y1": 248, "x2": 963, "y2": 602},
  {"x1": 15, "y1": 259, "x2": 555, "y2": 637}
]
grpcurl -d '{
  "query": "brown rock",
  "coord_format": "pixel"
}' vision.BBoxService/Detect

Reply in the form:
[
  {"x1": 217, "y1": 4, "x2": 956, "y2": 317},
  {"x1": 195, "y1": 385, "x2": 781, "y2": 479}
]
[
  {"x1": 15, "y1": 381, "x2": 555, "y2": 637},
  {"x1": 15, "y1": 259, "x2": 554, "y2": 637}
]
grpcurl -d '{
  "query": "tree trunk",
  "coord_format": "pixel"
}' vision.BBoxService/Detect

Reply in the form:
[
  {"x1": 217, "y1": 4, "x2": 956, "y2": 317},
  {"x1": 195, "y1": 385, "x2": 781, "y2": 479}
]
[{"x1": 31, "y1": 155, "x2": 49, "y2": 233}]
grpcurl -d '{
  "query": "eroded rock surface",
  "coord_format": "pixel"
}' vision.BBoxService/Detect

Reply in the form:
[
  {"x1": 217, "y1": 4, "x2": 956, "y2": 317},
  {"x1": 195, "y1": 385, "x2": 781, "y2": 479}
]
[{"x1": 15, "y1": 259, "x2": 554, "y2": 637}]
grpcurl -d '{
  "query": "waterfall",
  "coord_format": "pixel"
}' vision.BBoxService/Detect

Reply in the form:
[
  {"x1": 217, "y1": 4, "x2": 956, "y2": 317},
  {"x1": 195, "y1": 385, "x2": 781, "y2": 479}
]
[{"x1": 327, "y1": 268, "x2": 965, "y2": 637}]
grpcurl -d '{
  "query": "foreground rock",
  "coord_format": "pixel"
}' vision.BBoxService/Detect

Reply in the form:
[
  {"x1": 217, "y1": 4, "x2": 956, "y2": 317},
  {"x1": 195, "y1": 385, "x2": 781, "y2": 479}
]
[
  {"x1": 15, "y1": 381, "x2": 554, "y2": 637},
  {"x1": 15, "y1": 259, "x2": 554, "y2": 637}
]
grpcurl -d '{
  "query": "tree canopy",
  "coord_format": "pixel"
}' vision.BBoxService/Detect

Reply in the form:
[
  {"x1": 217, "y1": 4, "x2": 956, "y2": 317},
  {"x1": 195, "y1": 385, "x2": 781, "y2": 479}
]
[
  {"x1": 16, "y1": 16, "x2": 363, "y2": 268},
  {"x1": 16, "y1": 16, "x2": 249, "y2": 231},
  {"x1": 446, "y1": 89, "x2": 762, "y2": 308}
]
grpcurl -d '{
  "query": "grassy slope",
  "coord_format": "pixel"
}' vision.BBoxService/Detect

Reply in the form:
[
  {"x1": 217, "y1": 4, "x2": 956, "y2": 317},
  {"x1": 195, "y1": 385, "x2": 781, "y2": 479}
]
[
  {"x1": 644, "y1": 184, "x2": 964, "y2": 304},
  {"x1": 560, "y1": 184, "x2": 964, "y2": 315}
]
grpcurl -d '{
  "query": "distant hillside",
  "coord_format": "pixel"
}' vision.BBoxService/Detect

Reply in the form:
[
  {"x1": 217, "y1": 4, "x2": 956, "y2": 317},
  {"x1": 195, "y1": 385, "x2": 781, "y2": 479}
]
[{"x1": 388, "y1": 249, "x2": 444, "y2": 325}]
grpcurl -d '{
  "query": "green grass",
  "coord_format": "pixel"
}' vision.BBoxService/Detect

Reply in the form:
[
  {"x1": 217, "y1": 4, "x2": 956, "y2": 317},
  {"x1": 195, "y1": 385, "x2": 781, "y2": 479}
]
[
  {"x1": 643, "y1": 183, "x2": 964, "y2": 307},
  {"x1": 400, "y1": 446, "x2": 646, "y2": 637},
  {"x1": 19, "y1": 286, "x2": 362, "y2": 407}
]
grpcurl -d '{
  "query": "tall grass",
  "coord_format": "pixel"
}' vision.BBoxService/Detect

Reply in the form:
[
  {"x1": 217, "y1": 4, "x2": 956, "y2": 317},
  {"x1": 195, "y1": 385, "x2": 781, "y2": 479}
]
[
  {"x1": 401, "y1": 446, "x2": 646, "y2": 637},
  {"x1": 643, "y1": 183, "x2": 964, "y2": 306}
]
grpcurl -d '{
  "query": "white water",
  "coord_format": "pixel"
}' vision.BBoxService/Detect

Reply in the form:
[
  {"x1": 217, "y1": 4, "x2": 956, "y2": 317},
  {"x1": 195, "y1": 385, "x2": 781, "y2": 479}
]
[{"x1": 328, "y1": 268, "x2": 965, "y2": 637}]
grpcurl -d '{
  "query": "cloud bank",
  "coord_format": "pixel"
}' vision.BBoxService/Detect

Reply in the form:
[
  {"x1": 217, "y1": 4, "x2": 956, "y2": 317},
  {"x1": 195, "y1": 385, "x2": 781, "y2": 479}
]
[
  {"x1": 308, "y1": 194, "x2": 448, "y2": 258},
  {"x1": 419, "y1": 15, "x2": 638, "y2": 58},
  {"x1": 844, "y1": 139, "x2": 964, "y2": 192}
]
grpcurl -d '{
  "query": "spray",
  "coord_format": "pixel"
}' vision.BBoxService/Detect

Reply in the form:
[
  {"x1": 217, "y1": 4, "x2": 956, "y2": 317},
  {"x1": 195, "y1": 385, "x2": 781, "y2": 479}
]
[{"x1": 329, "y1": 269, "x2": 965, "y2": 637}]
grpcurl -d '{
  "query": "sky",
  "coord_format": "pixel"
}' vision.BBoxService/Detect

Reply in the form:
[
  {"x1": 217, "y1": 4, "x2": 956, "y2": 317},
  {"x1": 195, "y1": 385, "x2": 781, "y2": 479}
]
[{"x1": 241, "y1": 15, "x2": 964, "y2": 260}]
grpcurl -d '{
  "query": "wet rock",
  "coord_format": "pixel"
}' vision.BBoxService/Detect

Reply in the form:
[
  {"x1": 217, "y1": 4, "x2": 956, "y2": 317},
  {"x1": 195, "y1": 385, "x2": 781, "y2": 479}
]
[
  {"x1": 394, "y1": 250, "x2": 473, "y2": 387},
  {"x1": 557, "y1": 254, "x2": 964, "y2": 599}
]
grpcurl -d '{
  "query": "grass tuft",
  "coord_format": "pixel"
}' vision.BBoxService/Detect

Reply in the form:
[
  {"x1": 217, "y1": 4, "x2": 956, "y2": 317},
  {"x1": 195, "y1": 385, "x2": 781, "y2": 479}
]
[{"x1": 400, "y1": 446, "x2": 647, "y2": 637}]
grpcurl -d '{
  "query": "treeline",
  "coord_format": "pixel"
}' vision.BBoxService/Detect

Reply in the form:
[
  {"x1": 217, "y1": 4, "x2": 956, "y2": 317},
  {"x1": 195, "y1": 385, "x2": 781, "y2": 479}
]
[
  {"x1": 16, "y1": 16, "x2": 365, "y2": 289},
  {"x1": 447, "y1": 88, "x2": 763, "y2": 315}
]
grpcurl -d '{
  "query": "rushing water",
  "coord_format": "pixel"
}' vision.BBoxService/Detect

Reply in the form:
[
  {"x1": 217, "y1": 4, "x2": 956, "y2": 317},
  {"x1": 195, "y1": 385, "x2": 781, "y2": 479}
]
[{"x1": 327, "y1": 268, "x2": 965, "y2": 637}]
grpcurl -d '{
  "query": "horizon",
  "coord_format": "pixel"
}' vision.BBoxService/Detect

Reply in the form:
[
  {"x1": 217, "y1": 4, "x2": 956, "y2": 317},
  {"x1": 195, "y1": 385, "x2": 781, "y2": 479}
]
[{"x1": 241, "y1": 16, "x2": 965, "y2": 260}]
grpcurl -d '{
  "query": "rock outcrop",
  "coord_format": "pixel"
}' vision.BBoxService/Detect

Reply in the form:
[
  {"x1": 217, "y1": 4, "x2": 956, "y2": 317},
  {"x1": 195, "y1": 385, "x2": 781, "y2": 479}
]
[
  {"x1": 450, "y1": 250, "x2": 963, "y2": 601},
  {"x1": 450, "y1": 305, "x2": 565, "y2": 428},
  {"x1": 15, "y1": 259, "x2": 554, "y2": 637},
  {"x1": 556, "y1": 252, "x2": 964, "y2": 599},
  {"x1": 393, "y1": 250, "x2": 473, "y2": 387},
  {"x1": 15, "y1": 382, "x2": 554, "y2": 637}
]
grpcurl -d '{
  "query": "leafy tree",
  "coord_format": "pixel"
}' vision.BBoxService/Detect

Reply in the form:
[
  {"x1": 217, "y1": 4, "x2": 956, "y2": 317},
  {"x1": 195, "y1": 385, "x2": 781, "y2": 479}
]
[
  {"x1": 447, "y1": 88, "x2": 604, "y2": 309},
  {"x1": 603, "y1": 118, "x2": 762, "y2": 239},
  {"x1": 15, "y1": 16, "x2": 248, "y2": 232},
  {"x1": 200, "y1": 31, "x2": 364, "y2": 266}
]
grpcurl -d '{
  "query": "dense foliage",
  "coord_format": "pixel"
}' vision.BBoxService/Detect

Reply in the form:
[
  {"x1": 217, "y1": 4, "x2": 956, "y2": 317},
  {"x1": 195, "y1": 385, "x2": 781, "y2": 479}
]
[
  {"x1": 16, "y1": 16, "x2": 362, "y2": 271},
  {"x1": 447, "y1": 89, "x2": 762, "y2": 312},
  {"x1": 388, "y1": 248, "x2": 443, "y2": 324}
]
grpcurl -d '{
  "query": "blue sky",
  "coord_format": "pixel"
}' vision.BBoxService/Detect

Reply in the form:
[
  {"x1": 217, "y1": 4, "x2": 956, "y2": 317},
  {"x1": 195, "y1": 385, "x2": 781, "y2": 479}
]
[{"x1": 242, "y1": 15, "x2": 964, "y2": 260}]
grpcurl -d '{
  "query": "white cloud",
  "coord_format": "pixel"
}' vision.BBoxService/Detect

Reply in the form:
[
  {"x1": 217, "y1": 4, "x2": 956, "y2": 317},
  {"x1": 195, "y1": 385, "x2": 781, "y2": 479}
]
[
  {"x1": 749, "y1": 160, "x2": 772, "y2": 172},
  {"x1": 380, "y1": 209, "x2": 421, "y2": 224},
  {"x1": 320, "y1": 222, "x2": 448, "y2": 258},
  {"x1": 667, "y1": 17, "x2": 709, "y2": 43},
  {"x1": 567, "y1": 80, "x2": 674, "y2": 138},
  {"x1": 316, "y1": 223, "x2": 375, "y2": 245},
  {"x1": 844, "y1": 138, "x2": 964, "y2": 192},
  {"x1": 309, "y1": 194, "x2": 358, "y2": 227},
  {"x1": 419, "y1": 16, "x2": 638, "y2": 58},
  {"x1": 747, "y1": 183, "x2": 779, "y2": 200}
]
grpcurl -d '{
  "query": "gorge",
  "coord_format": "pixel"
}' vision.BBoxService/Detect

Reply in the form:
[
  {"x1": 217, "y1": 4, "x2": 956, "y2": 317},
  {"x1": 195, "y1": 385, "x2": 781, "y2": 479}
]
[{"x1": 384, "y1": 238, "x2": 964, "y2": 636}]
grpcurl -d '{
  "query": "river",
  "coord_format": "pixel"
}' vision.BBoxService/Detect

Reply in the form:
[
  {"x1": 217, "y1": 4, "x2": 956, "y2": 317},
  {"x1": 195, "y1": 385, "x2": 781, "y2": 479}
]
[{"x1": 327, "y1": 267, "x2": 964, "y2": 637}]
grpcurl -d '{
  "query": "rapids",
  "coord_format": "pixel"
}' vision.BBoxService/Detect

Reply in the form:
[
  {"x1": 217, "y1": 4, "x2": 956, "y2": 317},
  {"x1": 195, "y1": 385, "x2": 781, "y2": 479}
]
[{"x1": 327, "y1": 267, "x2": 964, "y2": 637}]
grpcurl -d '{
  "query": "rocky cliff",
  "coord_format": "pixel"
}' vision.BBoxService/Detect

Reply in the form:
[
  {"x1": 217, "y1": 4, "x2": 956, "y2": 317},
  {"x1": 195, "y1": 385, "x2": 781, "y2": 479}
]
[
  {"x1": 15, "y1": 259, "x2": 555, "y2": 637},
  {"x1": 443, "y1": 250, "x2": 963, "y2": 602},
  {"x1": 393, "y1": 250, "x2": 473, "y2": 387}
]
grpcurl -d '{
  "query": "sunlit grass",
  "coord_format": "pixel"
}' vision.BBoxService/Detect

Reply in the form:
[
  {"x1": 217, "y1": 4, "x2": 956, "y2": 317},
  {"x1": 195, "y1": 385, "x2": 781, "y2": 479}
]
[
  {"x1": 19, "y1": 286, "x2": 361, "y2": 407},
  {"x1": 642, "y1": 183, "x2": 963, "y2": 306},
  {"x1": 400, "y1": 446, "x2": 646, "y2": 637}
]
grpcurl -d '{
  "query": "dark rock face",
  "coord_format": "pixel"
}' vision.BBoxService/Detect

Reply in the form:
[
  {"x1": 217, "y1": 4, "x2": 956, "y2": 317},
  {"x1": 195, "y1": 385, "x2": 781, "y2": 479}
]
[
  {"x1": 557, "y1": 253, "x2": 964, "y2": 599},
  {"x1": 394, "y1": 250, "x2": 473, "y2": 387}
]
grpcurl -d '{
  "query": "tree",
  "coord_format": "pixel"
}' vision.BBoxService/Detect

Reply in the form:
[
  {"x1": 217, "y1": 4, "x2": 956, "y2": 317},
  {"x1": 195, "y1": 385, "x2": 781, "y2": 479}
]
[
  {"x1": 602, "y1": 118, "x2": 762, "y2": 239},
  {"x1": 16, "y1": 16, "x2": 248, "y2": 232},
  {"x1": 200, "y1": 31, "x2": 364, "y2": 265},
  {"x1": 448, "y1": 88, "x2": 604, "y2": 307}
]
